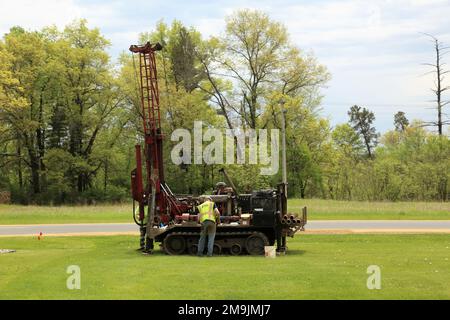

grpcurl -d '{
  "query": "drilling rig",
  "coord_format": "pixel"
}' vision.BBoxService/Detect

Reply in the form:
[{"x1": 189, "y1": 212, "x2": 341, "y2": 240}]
[{"x1": 130, "y1": 42, "x2": 307, "y2": 255}]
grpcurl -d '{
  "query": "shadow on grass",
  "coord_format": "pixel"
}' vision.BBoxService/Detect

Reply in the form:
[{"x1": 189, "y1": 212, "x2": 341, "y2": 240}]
[{"x1": 128, "y1": 247, "x2": 307, "y2": 257}]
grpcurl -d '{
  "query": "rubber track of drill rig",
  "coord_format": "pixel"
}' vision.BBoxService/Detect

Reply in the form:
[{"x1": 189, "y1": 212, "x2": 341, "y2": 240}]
[{"x1": 162, "y1": 231, "x2": 269, "y2": 256}]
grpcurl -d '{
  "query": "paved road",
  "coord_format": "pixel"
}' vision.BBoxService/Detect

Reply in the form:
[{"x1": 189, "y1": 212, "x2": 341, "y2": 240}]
[{"x1": 1, "y1": 220, "x2": 450, "y2": 236}]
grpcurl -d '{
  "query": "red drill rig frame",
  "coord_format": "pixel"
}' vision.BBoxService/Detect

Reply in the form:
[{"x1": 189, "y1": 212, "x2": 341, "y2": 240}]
[{"x1": 130, "y1": 42, "x2": 191, "y2": 239}]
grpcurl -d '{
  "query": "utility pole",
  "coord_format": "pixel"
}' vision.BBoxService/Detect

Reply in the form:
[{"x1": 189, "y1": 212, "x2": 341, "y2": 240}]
[
  {"x1": 278, "y1": 99, "x2": 289, "y2": 255},
  {"x1": 279, "y1": 99, "x2": 288, "y2": 186}
]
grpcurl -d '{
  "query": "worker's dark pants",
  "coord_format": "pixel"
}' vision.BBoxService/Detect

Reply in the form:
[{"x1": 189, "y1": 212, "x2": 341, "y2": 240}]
[
  {"x1": 197, "y1": 220, "x2": 216, "y2": 256},
  {"x1": 275, "y1": 214, "x2": 286, "y2": 252},
  {"x1": 139, "y1": 227, "x2": 154, "y2": 252}
]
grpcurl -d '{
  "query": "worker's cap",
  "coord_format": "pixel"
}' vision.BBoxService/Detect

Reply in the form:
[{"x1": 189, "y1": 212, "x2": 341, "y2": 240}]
[{"x1": 215, "y1": 182, "x2": 227, "y2": 188}]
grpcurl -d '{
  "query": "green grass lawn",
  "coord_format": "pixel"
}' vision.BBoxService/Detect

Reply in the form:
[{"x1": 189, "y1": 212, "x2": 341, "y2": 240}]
[
  {"x1": 0, "y1": 234, "x2": 449, "y2": 299},
  {"x1": 0, "y1": 199, "x2": 449, "y2": 225},
  {"x1": 0, "y1": 204, "x2": 131, "y2": 225},
  {"x1": 291, "y1": 199, "x2": 450, "y2": 220}
]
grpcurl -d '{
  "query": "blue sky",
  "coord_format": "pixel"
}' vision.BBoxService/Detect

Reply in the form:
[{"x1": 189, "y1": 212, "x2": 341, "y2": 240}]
[{"x1": 1, "y1": 0, "x2": 449, "y2": 132}]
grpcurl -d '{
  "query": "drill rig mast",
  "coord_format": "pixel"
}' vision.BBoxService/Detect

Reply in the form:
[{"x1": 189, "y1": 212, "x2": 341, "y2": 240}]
[{"x1": 130, "y1": 42, "x2": 190, "y2": 252}]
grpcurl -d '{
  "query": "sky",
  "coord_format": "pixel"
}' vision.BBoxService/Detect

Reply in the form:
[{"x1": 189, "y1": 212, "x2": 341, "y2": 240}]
[{"x1": 1, "y1": 0, "x2": 449, "y2": 132}]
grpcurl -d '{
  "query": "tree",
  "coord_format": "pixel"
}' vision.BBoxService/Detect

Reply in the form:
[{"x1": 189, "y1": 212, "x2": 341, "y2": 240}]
[
  {"x1": 277, "y1": 48, "x2": 330, "y2": 107},
  {"x1": 1, "y1": 27, "x2": 50, "y2": 194},
  {"x1": 200, "y1": 9, "x2": 329, "y2": 129},
  {"x1": 421, "y1": 34, "x2": 450, "y2": 135},
  {"x1": 196, "y1": 37, "x2": 236, "y2": 131},
  {"x1": 332, "y1": 123, "x2": 365, "y2": 158},
  {"x1": 348, "y1": 105, "x2": 379, "y2": 158},
  {"x1": 56, "y1": 20, "x2": 123, "y2": 192},
  {"x1": 378, "y1": 125, "x2": 449, "y2": 201},
  {"x1": 394, "y1": 111, "x2": 409, "y2": 132},
  {"x1": 328, "y1": 124, "x2": 365, "y2": 199},
  {"x1": 169, "y1": 23, "x2": 205, "y2": 92},
  {"x1": 0, "y1": 39, "x2": 28, "y2": 192},
  {"x1": 222, "y1": 10, "x2": 288, "y2": 128},
  {"x1": 0, "y1": 21, "x2": 125, "y2": 203}
]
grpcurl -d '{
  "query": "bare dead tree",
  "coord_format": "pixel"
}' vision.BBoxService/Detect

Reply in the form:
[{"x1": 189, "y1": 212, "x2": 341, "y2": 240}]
[{"x1": 421, "y1": 33, "x2": 450, "y2": 135}]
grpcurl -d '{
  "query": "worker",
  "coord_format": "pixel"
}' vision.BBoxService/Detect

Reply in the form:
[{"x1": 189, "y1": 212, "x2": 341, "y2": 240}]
[
  {"x1": 197, "y1": 196, "x2": 220, "y2": 257},
  {"x1": 214, "y1": 182, "x2": 227, "y2": 195}
]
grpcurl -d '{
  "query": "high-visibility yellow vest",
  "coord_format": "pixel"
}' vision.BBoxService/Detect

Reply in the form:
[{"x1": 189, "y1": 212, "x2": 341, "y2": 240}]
[{"x1": 198, "y1": 201, "x2": 216, "y2": 223}]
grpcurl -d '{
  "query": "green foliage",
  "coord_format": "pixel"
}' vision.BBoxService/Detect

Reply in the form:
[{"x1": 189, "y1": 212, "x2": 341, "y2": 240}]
[
  {"x1": 43, "y1": 149, "x2": 73, "y2": 202},
  {"x1": 324, "y1": 126, "x2": 450, "y2": 201},
  {"x1": 0, "y1": 20, "x2": 125, "y2": 204},
  {"x1": 348, "y1": 105, "x2": 379, "y2": 158},
  {"x1": 394, "y1": 111, "x2": 409, "y2": 132}
]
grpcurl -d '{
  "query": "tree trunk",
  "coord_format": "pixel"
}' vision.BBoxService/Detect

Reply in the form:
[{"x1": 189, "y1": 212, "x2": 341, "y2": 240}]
[
  {"x1": 29, "y1": 153, "x2": 40, "y2": 194},
  {"x1": 23, "y1": 135, "x2": 41, "y2": 194},
  {"x1": 300, "y1": 181, "x2": 306, "y2": 199},
  {"x1": 104, "y1": 159, "x2": 108, "y2": 192},
  {"x1": 435, "y1": 39, "x2": 443, "y2": 136},
  {"x1": 17, "y1": 143, "x2": 23, "y2": 189},
  {"x1": 77, "y1": 173, "x2": 85, "y2": 193}
]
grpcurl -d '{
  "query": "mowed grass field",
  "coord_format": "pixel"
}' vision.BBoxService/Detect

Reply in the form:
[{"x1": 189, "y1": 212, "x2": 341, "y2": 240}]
[
  {"x1": 0, "y1": 204, "x2": 131, "y2": 225},
  {"x1": 292, "y1": 199, "x2": 450, "y2": 220},
  {"x1": 0, "y1": 199, "x2": 449, "y2": 225},
  {"x1": 0, "y1": 234, "x2": 449, "y2": 299}
]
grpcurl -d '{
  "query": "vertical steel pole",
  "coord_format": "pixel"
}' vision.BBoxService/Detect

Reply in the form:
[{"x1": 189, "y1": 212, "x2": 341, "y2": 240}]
[{"x1": 280, "y1": 102, "x2": 287, "y2": 186}]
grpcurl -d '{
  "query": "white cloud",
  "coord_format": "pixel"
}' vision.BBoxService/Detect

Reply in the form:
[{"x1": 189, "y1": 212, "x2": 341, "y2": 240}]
[
  {"x1": 195, "y1": 18, "x2": 225, "y2": 38},
  {"x1": 0, "y1": 0, "x2": 129, "y2": 37},
  {"x1": 0, "y1": 0, "x2": 82, "y2": 34}
]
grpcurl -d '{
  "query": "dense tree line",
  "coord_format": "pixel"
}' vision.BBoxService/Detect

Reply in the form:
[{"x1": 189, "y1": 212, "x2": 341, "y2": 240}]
[{"x1": 0, "y1": 11, "x2": 448, "y2": 204}]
